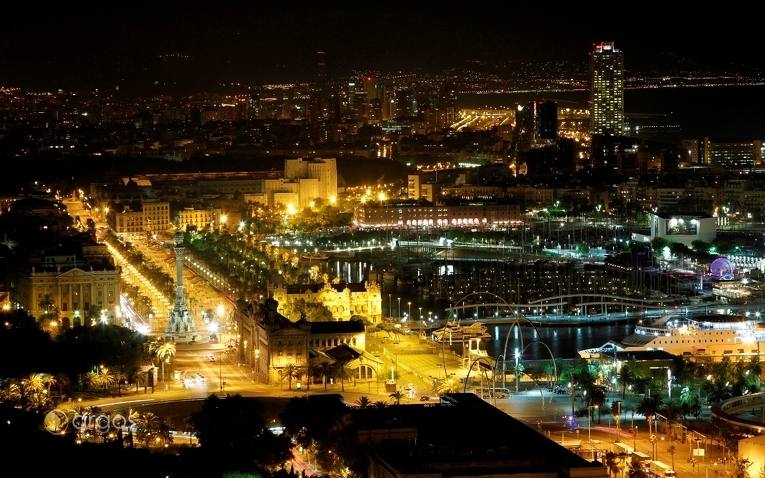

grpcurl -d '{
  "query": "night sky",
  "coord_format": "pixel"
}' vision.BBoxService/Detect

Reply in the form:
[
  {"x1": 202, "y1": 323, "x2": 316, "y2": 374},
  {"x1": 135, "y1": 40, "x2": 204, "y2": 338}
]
[{"x1": 1, "y1": 4, "x2": 761, "y2": 94}]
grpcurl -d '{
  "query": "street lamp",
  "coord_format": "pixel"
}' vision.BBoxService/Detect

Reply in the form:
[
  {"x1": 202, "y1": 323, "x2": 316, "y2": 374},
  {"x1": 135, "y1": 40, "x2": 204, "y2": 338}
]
[
  {"x1": 255, "y1": 348, "x2": 260, "y2": 382},
  {"x1": 397, "y1": 297, "x2": 401, "y2": 319},
  {"x1": 219, "y1": 352, "x2": 224, "y2": 391},
  {"x1": 408, "y1": 302, "x2": 412, "y2": 324},
  {"x1": 514, "y1": 348, "x2": 520, "y2": 393},
  {"x1": 667, "y1": 368, "x2": 673, "y2": 440}
]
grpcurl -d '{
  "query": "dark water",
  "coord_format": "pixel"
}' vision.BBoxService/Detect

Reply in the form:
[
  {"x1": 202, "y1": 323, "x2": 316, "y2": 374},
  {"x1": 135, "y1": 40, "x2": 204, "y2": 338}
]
[
  {"x1": 315, "y1": 260, "x2": 637, "y2": 359},
  {"x1": 478, "y1": 322, "x2": 634, "y2": 361},
  {"x1": 459, "y1": 85, "x2": 765, "y2": 140}
]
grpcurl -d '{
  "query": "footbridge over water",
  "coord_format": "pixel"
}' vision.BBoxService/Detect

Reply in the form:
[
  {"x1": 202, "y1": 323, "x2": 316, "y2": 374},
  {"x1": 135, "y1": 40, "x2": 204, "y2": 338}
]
[{"x1": 447, "y1": 294, "x2": 682, "y2": 319}]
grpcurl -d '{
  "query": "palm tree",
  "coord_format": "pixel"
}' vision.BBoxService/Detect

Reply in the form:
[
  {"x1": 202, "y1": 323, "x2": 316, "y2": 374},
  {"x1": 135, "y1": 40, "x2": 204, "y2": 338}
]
[
  {"x1": 332, "y1": 361, "x2": 354, "y2": 392},
  {"x1": 604, "y1": 452, "x2": 626, "y2": 478},
  {"x1": 301, "y1": 360, "x2": 321, "y2": 391},
  {"x1": 89, "y1": 367, "x2": 116, "y2": 392},
  {"x1": 38, "y1": 293, "x2": 55, "y2": 313},
  {"x1": 137, "y1": 412, "x2": 161, "y2": 447},
  {"x1": 744, "y1": 355, "x2": 762, "y2": 389},
  {"x1": 618, "y1": 360, "x2": 644, "y2": 398},
  {"x1": 54, "y1": 373, "x2": 71, "y2": 399},
  {"x1": 317, "y1": 362, "x2": 333, "y2": 390},
  {"x1": 636, "y1": 396, "x2": 663, "y2": 425},
  {"x1": 703, "y1": 379, "x2": 733, "y2": 404},
  {"x1": 373, "y1": 401, "x2": 388, "y2": 409},
  {"x1": 389, "y1": 390, "x2": 404, "y2": 405},
  {"x1": 355, "y1": 396, "x2": 371, "y2": 409},
  {"x1": 626, "y1": 460, "x2": 650, "y2": 478},
  {"x1": 153, "y1": 339, "x2": 176, "y2": 384},
  {"x1": 113, "y1": 367, "x2": 127, "y2": 396},
  {"x1": 279, "y1": 364, "x2": 300, "y2": 390},
  {"x1": 433, "y1": 378, "x2": 459, "y2": 396},
  {"x1": 590, "y1": 387, "x2": 607, "y2": 423}
]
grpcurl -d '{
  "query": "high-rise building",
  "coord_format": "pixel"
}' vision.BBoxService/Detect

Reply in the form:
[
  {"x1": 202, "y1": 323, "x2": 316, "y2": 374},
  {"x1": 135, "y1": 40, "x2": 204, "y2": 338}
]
[
  {"x1": 317, "y1": 51, "x2": 326, "y2": 93},
  {"x1": 590, "y1": 42, "x2": 624, "y2": 136}
]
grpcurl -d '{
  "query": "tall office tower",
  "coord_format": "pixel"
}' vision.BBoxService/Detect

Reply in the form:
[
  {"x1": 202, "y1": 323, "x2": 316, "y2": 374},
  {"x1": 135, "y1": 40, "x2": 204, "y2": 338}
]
[
  {"x1": 363, "y1": 76, "x2": 379, "y2": 101},
  {"x1": 317, "y1": 51, "x2": 326, "y2": 94},
  {"x1": 382, "y1": 85, "x2": 396, "y2": 120},
  {"x1": 438, "y1": 81, "x2": 459, "y2": 125},
  {"x1": 536, "y1": 100, "x2": 557, "y2": 139},
  {"x1": 590, "y1": 42, "x2": 624, "y2": 136}
]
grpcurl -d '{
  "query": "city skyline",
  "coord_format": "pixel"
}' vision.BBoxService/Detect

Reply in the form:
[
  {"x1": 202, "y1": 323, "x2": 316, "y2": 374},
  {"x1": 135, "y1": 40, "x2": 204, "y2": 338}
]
[{"x1": 1, "y1": 5, "x2": 762, "y2": 94}]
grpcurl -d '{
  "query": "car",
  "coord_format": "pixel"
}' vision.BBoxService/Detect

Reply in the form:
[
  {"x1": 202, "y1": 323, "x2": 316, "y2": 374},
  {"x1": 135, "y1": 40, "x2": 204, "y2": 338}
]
[
  {"x1": 206, "y1": 354, "x2": 215, "y2": 362},
  {"x1": 196, "y1": 373, "x2": 206, "y2": 382},
  {"x1": 419, "y1": 395, "x2": 430, "y2": 401}
]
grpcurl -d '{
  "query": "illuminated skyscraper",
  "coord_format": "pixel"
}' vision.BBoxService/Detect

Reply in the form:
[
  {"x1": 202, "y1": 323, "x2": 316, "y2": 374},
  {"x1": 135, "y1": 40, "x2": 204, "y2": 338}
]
[{"x1": 590, "y1": 42, "x2": 624, "y2": 136}]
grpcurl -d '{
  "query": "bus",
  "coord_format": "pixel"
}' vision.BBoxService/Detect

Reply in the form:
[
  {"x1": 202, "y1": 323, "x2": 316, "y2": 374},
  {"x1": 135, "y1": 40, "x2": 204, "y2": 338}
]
[
  {"x1": 650, "y1": 460, "x2": 676, "y2": 478},
  {"x1": 470, "y1": 387, "x2": 510, "y2": 399}
]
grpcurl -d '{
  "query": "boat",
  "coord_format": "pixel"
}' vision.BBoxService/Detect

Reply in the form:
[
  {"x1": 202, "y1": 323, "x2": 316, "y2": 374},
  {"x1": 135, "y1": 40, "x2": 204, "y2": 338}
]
[
  {"x1": 301, "y1": 253, "x2": 329, "y2": 261},
  {"x1": 579, "y1": 313, "x2": 764, "y2": 359},
  {"x1": 432, "y1": 322, "x2": 491, "y2": 344}
]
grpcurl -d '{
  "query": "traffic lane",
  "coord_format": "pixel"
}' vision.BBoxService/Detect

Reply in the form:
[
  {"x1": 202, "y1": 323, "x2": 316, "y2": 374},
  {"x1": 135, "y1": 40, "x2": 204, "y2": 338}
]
[{"x1": 292, "y1": 451, "x2": 317, "y2": 476}]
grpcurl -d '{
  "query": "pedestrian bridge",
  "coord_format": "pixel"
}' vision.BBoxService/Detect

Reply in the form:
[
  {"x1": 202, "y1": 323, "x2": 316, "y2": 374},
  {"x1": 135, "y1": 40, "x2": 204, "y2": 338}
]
[{"x1": 711, "y1": 392, "x2": 765, "y2": 433}]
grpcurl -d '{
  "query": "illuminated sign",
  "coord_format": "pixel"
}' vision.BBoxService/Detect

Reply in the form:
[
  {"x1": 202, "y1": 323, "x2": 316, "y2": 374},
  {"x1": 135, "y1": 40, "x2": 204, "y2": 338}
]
[{"x1": 665, "y1": 217, "x2": 698, "y2": 236}]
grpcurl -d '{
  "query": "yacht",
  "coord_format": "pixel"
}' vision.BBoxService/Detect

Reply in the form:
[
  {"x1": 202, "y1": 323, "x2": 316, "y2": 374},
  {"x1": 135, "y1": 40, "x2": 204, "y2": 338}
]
[
  {"x1": 579, "y1": 314, "x2": 765, "y2": 359},
  {"x1": 432, "y1": 322, "x2": 491, "y2": 344}
]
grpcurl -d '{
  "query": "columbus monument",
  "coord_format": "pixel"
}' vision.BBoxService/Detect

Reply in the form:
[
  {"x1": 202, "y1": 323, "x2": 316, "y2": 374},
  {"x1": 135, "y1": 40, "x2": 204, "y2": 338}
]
[{"x1": 164, "y1": 216, "x2": 197, "y2": 342}]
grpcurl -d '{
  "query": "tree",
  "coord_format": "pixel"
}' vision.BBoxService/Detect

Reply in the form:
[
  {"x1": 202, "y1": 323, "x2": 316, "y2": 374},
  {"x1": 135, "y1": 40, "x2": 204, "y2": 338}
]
[
  {"x1": 733, "y1": 458, "x2": 752, "y2": 478},
  {"x1": 389, "y1": 391, "x2": 404, "y2": 405},
  {"x1": 355, "y1": 396, "x2": 371, "y2": 409},
  {"x1": 113, "y1": 367, "x2": 127, "y2": 396},
  {"x1": 149, "y1": 338, "x2": 176, "y2": 384},
  {"x1": 703, "y1": 379, "x2": 733, "y2": 404},
  {"x1": 636, "y1": 396, "x2": 663, "y2": 423},
  {"x1": 744, "y1": 354, "x2": 762, "y2": 389},
  {"x1": 618, "y1": 360, "x2": 644, "y2": 398},
  {"x1": 192, "y1": 394, "x2": 292, "y2": 472},
  {"x1": 433, "y1": 378, "x2": 459, "y2": 396},
  {"x1": 279, "y1": 364, "x2": 300, "y2": 390},
  {"x1": 38, "y1": 293, "x2": 55, "y2": 313},
  {"x1": 604, "y1": 452, "x2": 626, "y2": 478},
  {"x1": 332, "y1": 361, "x2": 354, "y2": 392},
  {"x1": 300, "y1": 360, "x2": 321, "y2": 391},
  {"x1": 627, "y1": 460, "x2": 650, "y2": 478},
  {"x1": 317, "y1": 361, "x2": 333, "y2": 390}
]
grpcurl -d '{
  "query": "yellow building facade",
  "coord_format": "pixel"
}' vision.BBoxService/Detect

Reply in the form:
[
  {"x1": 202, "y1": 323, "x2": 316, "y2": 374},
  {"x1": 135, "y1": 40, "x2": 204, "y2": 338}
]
[{"x1": 270, "y1": 281, "x2": 382, "y2": 323}]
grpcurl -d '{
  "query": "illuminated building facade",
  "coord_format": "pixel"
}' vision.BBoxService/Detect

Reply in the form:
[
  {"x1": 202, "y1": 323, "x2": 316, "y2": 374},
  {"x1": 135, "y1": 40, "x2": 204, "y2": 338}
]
[
  {"x1": 590, "y1": 42, "x2": 624, "y2": 136},
  {"x1": 236, "y1": 300, "x2": 380, "y2": 385},
  {"x1": 358, "y1": 202, "x2": 521, "y2": 228},
  {"x1": 649, "y1": 212, "x2": 716, "y2": 247},
  {"x1": 176, "y1": 207, "x2": 223, "y2": 231},
  {"x1": 7, "y1": 255, "x2": 121, "y2": 321},
  {"x1": 270, "y1": 281, "x2": 382, "y2": 323},
  {"x1": 702, "y1": 137, "x2": 762, "y2": 167}
]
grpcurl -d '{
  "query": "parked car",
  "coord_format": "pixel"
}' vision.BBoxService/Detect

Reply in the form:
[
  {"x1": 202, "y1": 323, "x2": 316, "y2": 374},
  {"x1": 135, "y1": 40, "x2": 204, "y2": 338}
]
[
  {"x1": 419, "y1": 395, "x2": 430, "y2": 401},
  {"x1": 206, "y1": 354, "x2": 215, "y2": 362}
]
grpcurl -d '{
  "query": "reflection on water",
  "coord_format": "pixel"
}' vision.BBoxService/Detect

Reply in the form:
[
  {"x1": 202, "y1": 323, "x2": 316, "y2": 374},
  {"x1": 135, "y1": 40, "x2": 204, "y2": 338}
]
[
  {"x1": 449, "y1": 322, "x2": 635, "y2": 360},
  {"x1": 314, "y1": 260, "x2": 636, "y2": 360},
  {"x1": 319, "y1": 260, "x2": 372, "y2": 284}
]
